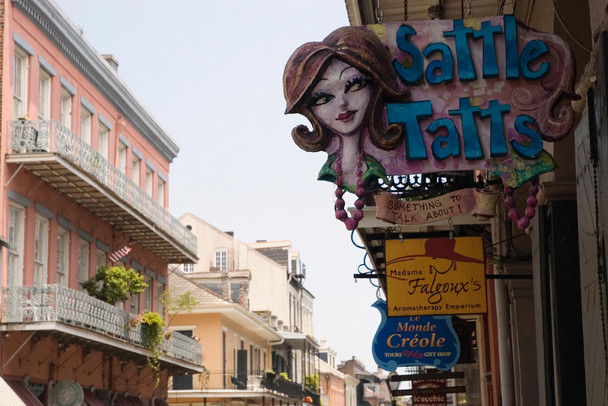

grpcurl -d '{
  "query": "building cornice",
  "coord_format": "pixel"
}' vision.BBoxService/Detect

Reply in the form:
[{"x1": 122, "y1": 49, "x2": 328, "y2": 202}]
[{"x1": 12, "y1": 0, "x2": 180, "y2": 163}]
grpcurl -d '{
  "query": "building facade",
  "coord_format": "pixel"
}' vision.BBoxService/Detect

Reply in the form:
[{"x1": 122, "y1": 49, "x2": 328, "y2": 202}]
[
  {"x1": 166, "y1": 271, "x2": 308, "y2": 406},
  {"x1": 0, "y1": 0, "x2": 201, "y2": 404},
  {"x1": 341, "y1": 0, "x2": 606, "y2": 405},
  {"x1": 175, "y1": 213, "x2": 320, "y2": 404}
]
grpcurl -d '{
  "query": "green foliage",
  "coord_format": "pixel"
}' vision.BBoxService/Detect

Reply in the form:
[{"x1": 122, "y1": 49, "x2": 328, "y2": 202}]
[
  {"x1": 140, "y1": 311, "x2": 166, "y2": 386},
  {"x1": 304, "y1": 374, "x2": 320, "y2": 391},
  {"x1": 279, "y1": 372, "x2": 291, "y2": 381},
  {"x1": 164, "y1": 290, "x2": 199, "y2": 326},
  {"x1": 82, "y1": 265, "x2": 147, "y2": 305}
]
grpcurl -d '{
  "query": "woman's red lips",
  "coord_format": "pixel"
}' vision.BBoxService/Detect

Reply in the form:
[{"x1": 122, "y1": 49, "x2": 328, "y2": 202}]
[{"x1": 337, "y1": 110, "x2": 356, "y2": 122}]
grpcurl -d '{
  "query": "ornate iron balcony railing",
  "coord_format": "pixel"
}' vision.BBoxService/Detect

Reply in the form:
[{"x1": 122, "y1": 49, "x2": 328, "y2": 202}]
[
  {"x1": 177, "y1": 370, "x2": 303, "y2": 398},
  {"x1": 1, "y1": 285, "x2": 202, "y2": 365},
  {"x1": 8, "y1": 119, "x2": 196, "y2": 256}
]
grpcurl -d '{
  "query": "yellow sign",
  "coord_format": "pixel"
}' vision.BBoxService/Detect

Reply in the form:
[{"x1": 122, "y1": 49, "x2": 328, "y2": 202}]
[{"x1": 386, "y1": 237, "x2": 487, "y2": 316}]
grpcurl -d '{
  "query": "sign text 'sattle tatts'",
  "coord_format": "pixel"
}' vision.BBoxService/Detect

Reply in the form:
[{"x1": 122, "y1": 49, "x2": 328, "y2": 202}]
[{"x1": 369, "y1": 15, "x2": 576, "y2": 187}]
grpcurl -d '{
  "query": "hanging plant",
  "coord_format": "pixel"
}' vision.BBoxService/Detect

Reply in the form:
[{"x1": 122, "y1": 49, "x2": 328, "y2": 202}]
[{"x1": 140, "y1": 311, "x2": 166, "y2": 386}]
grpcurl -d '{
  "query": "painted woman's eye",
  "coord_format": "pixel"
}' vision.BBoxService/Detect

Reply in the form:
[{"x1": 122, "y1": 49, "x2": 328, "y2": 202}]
[
  {"x1": 309, "y1": 92, "x2": 334, "y2": 107},
  {"x1": 345, "y1": 76, "x2": 371, "y2": 93}
]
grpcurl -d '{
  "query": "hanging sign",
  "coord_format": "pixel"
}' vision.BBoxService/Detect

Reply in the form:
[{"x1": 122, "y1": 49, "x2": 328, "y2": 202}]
[
  {"x1": 386, "y1": 236, "x2": 486, "y2": 316},
  {"x1": 283, "y1": 15, "x2": 577, "y2": 230},
  {"x1": 412, "y1": 380, "x2": 447, "y2": 406},
  {"x1": 374, "y1": 188, "x2": 498, "y2": 224},
  {"x1": 372, "y1": 299, "x2": 460, "y2": 371}
]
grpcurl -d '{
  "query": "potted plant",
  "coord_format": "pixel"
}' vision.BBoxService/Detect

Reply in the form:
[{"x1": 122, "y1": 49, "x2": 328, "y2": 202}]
[{"x1": 81, "y1": 265, "x2": 147, "y2": 305}]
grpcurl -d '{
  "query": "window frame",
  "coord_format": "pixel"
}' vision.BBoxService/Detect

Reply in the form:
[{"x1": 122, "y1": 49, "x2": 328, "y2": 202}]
[
  {"x1": 33, "y1": 215, "x2": 49, "y2": 286},
  {"x1": 117, "y1": 141, "x2": 127, "y2": 174},
  {"x1": 13, "y1": 46, "x2": 29, "y2": 119},
  {"x1": 78, "y1": 238, "x2": 90, "y2": 290},
  {"x1": 56, "y1": 226, "x2": 70, "y2": 287},
  {"x1": 98, "y1": 122, "x2": 109, "y2": 159},
  {"x1": 80, "y1": 107, "x2": 92, "y2": 144},
  {"x1": 60, "y1": 87, "x2": 72, "y2": 129},
  {"x1": 38, "y1": 68, "x2": 51, "y2": 120},
  {"x1": 214, "y1": 249, "x2": 227, "y2": 271},
  {"x1": 8, "y1": 204, "x2": 25, "y2": 287}
]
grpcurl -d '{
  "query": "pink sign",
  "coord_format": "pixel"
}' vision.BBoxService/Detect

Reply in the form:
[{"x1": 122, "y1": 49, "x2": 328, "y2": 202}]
[{"x1": 283, "y1": 16, "x2": 577, "y2": 230}]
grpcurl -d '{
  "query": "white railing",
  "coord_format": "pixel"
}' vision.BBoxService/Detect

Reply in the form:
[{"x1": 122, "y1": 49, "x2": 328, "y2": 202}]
[
  {"x1": 1, "y1": 285, "x2": 202, "y2": 365},
  {"x1": 9, "y1": 119, "x2": 196, "y2": 256}
]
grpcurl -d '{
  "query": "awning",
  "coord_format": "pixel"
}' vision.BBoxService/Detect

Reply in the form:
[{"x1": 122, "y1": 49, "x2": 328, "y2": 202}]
[
  {"x1": 128, "y1": 395, "x2": 145, "y2": 406},
  {"x1": 83, "y1": 389, "x2": 104, "y2": 406},
  {"x1": 0, "y1": 377, "x2": 26, "y2": 406},
  {"x1": 4, "y1": 378, "x2": 43, "y2": 405},
  {"x1": 115, "y1": 395, "x2": 133, "y2": 406}
]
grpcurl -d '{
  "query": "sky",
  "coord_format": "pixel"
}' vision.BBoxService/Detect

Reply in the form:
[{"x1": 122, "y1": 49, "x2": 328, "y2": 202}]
[{"x1": 53, "y1": 0, "x2": 383, "y2": 371}]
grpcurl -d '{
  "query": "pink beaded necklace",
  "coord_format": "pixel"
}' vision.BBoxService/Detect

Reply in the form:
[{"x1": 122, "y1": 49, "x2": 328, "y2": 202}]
[
  {"x1": 334, "y1": 151, "x2": 366, "y2": 230},
  {"x1": 503, "y1": 177, "x2": 539, "y2": 229}
]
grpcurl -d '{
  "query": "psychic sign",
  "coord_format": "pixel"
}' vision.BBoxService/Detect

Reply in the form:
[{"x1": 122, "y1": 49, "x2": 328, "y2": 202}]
[
  {"x1": 386, "y1": 237, "x2": 486, "y2": 316},
  {"x1": 283, "y1": 15, "x2": 577, "y2": 230},
  {"x1": 372, "y1": 300, "x2": 460, "y2": 371}
]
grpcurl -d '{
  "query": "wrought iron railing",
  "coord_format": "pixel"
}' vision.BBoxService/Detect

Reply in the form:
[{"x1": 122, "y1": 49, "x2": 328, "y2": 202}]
[
  {"x1": 365, "y1": 172, "x2": 480, "y2": 204},
  {"x1": 8, "y1": 119, "x2": 196, "y2": 255},
  {"x1": 0, "y1": 285, "x2": 202, "y2": 365},
  {"x1": 179, "y1": 370, "x2": 304, "y2": 398}
]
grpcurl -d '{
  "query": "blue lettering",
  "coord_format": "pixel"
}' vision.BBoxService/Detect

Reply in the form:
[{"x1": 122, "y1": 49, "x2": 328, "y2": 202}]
[
  {"x1": 393, "y1": 25, "x2": 424, "y2": 85},
  {"x1": 423, "y1": 43, "x2": 454, "y2": 84},
  {"x1": 473, "y1": 20, "x2": 502, "y2": 78},
  {"x1": 443, "y1": 20, "x2": 476, "y2": 81},
  {"x1": 480, "y1": 100, "x2": 510, "y2": 157},
  {"x1": 520, "y1": 40, "x2": 549, "y2": 80},
  {"x1": 387, "y1": 101, "x2": 432, "y2": 160},
  {"x1": 512, "y1": 115, "x2": 543, "y2": 158},
  {"x1": 427, "y1": 118, "x2": 460, "y2": 159},
  {"x1": 448, "y1": 98, "x2": 483, "y2": 159}
]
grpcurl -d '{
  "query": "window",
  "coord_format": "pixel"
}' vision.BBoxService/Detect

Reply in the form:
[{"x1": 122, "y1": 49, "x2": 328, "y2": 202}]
[
  {"x1": 80, "y1": 108, "x2": 92, "y2": 144},
  {"x1": 157, "y1": 176, "x2": 165, "y2": 206},
  {"x1": 145, "y1": 166, "x2": 154, "y2": 197},
  {"x1": 96, "y1": 248, "x2": 106, "y2": 269},
  {"x1": 8, "y1": 205, "x2": 25, "y2": 287},
  {"x1": 214, "y1": 250, "x2": 227, "y2": 271},
  {"x1": 78, "y1": 238, "x2": 90, "y2": 290},
  {"x1": 117, "y1": 141, "x2": 127, "y2": 174},
  {"x1": 56, "y1": 227, "x2": 70, "y2": 287},
  {"x1": 156, "y1": 280, "x2": 165, "y2": 314},
  {"x1": 60, "y1": 87, "x2": 72, "y2": 129},
  {"x1": 38, "y1": 69, "x2": 51, "y2": 120},
  {"x1": 130, "y1": 292, "x2": 139, "y2": 315},
  {"x1": 182, "y1": 263, "x2": 195, "y2": 273},
  {"x1": 132, "y1": 155, "x2": 141, "y2": 185},
  {"x1": 98, "y1": 122, "x2": 109, "y2": 159},
  {"x1": 144, "y1": 275, "x2": 153, "y2": 312},
  {"x1": 13, "y1": 47, "x2": 29, "y2": 119},
  {"x1": 34, "y1": 216, "x2": 49, "y2": 286}
]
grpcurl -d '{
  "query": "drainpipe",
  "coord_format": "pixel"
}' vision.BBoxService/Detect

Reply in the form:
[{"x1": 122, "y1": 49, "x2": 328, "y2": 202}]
[{"x1": 492, "y1": 217, "x2": 515, "y2": 406}]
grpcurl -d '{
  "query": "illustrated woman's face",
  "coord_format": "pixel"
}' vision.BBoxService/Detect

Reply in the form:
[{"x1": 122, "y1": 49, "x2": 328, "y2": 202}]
[{"x1": 308, "y1": 59, "x2": 373, "y2": 137}]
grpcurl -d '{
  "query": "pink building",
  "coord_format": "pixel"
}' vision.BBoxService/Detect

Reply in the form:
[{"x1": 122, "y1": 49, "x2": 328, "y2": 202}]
[{"x1": 0, "y1": 0, "x2": 201, "y2": 404}]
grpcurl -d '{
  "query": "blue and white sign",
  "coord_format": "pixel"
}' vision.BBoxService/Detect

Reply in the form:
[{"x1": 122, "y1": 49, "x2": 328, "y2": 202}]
[{"x1": 372, "y1": 299, "x2": 460, "y2": 371}]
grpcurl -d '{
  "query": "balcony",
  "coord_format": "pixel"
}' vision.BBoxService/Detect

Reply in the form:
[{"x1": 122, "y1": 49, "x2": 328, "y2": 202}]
[
  {"x1": 1, "y1": 285, "x2": 203, "y2": 374},
  {"x1": 7, "y1": 119, "x2": 196, "y2": 263},
  {"x1": 170, "y1": 371, "x2": 305, "y2": 403}
]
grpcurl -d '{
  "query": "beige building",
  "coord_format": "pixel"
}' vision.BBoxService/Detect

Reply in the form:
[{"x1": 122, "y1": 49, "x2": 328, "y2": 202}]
[
  {"x1": 167, "y1": 271, "x2": 307, "y2": 406},
  {"x1": 173, "y1": 213, "x2": 320, "y2": 403}
]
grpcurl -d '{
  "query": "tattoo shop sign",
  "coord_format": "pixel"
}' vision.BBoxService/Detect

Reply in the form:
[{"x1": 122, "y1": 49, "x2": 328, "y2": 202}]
[
  {"x1": 386, "y1": 237, "x2": 486, "y2": 317},
  {"x1": 372, "y1": 300, "x2": 460, "y2": 371},
  {"x1": 284, "y1": 15, "x2": 577, "y2": 230}
]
